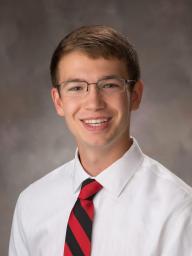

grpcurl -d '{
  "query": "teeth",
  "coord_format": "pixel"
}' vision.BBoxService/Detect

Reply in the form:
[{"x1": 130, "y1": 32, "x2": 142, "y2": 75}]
[{"x1": 83, "y1": 119, "x2": 108, "y2": 124}]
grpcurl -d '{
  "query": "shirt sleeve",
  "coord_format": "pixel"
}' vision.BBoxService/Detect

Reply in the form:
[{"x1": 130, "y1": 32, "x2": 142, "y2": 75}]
[
  {"x1": 159, "y1": 199, "x2": 192, "y2": 255},
  {"x1": 9, "y1": 194, "x2": 29, "y2": 256}
]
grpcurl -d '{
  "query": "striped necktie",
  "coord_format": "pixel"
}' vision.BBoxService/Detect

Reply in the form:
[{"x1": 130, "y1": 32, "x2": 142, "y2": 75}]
[{"x1": 64, "y1": 178, "x2": 103, "y2": 256}]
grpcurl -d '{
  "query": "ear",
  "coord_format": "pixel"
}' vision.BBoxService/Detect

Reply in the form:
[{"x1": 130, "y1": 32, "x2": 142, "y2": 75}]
[
  {"x1": 51, "y1": 88, "x2": 65, "y2": 117},
  {"x1": 130, "y1": 80, "x2": 144, "y2": 111}
]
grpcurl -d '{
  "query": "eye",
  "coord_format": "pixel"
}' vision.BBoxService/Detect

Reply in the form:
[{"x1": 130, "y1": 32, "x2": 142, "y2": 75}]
[
  {"x1": 99, "y1": 78, "x2": 123, "y2": 90},
  {"x1": 103, "y1": 83, "x2": 119, "y2": 89},
  {"x1": 68, "y1": 86, "x2": 84, "y2": 91},
  {"x1": 65, "y1": 82, "x2": 85, "y2": 92}
]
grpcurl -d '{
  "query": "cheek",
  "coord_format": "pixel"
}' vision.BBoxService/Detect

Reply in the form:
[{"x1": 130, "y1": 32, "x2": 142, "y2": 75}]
[
  {"x1": 117, "y1": 97, "x2": 131, "y2": 124},
  {"x1": 114, "y1": 94, "x2": 130, "y2": 112},
  {"x1": 62, "y1": 101, "x2": 81, "y2": 126},
  {"x1": 63, "y1": 100, "x2": 78, "y2": 115}
]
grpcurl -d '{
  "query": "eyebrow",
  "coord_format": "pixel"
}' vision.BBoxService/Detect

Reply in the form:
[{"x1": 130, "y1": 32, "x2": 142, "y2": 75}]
[
  {"x1": 62, "y1": 74, "x2": 123, "y2": 84},
  {"x1": 62, "y1": 78, "x2": 86, "y2": 83},
  {"x1": 98, "y1": 74, "x2": 122, "y2": 81}
]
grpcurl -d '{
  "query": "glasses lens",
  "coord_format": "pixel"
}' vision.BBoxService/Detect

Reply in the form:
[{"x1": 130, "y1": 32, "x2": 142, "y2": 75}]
[
  {"x1": 62, "y1": 81, "x2": 87, "y2": 96},
  {"x1": 98, "y1": 78, "x2": 125, "y2": 93}
]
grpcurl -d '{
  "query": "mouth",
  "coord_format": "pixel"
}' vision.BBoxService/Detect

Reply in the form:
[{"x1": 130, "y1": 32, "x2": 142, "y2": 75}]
[
  {"x1": 80, "y1": 117, "x2": 112, "y2": 130},
  {"x1": 83, "y1": 118, "x2": 110, "y2": 125}
]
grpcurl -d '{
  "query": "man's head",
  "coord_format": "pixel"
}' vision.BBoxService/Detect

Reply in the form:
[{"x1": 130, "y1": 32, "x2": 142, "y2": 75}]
[
  {"x1": 50, "y1": 25, "x2": 143, "y2": 156},
  {"x1": 50, "y1": 25, "x2": 140, "y2": 91}
]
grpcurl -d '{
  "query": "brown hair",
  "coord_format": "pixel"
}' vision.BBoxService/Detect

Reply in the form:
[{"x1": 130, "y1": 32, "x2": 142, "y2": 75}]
[{"x1": 50, "y1": 25, "x2": 140, "y2": 90}]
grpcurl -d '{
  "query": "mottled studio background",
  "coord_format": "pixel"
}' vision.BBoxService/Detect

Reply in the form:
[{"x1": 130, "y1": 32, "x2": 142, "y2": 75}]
[{"x1": 0, "y1": 0, "x2": 192, "y2": 254}]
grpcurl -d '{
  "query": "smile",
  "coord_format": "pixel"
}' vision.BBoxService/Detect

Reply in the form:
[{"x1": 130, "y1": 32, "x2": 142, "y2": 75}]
[
  {"x1": 81, "y1": 117, "x2": 111, "y2": 129},
  {"x1": 83, "y1": 118, "x2": 109, "y2": 126}
]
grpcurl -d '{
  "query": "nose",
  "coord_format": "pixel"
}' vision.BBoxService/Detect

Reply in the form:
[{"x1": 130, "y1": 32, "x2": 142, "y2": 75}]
[{"x1": 84, "y1": 84, "x2": 106, "y2": 111}]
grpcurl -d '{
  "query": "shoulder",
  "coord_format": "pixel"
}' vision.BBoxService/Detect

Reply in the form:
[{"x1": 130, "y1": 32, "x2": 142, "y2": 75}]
[
  {"x1": 11, "y1": 159, "x2": 75, "y2": 244},
  {"x1": 144, "y1": 155, "x2": 192, "y2": 195},
  {"x1": 136, "y1": 154, "x2": 192, "y2": 212},
  {"x1": 18, "y1": 159, "x2": 75, "y2": 209}
]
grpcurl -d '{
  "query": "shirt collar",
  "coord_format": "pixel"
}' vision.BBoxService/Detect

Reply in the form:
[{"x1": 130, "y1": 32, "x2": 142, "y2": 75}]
[{"x1": 72, "y1": 137, "x2": 144, "y2": 198}]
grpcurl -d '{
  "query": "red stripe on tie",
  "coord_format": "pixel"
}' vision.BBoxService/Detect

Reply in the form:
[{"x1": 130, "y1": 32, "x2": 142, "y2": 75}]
[
  {"x1": 80, "y1": 199, "x2": 94, "y2": 221},
  {"x1": 79, "y1": 180, "x2": 103, "y2": 200},
  {"x1": 64, "y1": 243, "x2": 73, "y2": 256},
  {"x1": 69, "y1": 211, "x2": 91, "y2": 255}
]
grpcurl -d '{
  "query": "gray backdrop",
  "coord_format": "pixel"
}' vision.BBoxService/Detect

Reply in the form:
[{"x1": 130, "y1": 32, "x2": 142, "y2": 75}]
[{"x1": 0, "y1": 0, "x2": 192, "y2": 255}]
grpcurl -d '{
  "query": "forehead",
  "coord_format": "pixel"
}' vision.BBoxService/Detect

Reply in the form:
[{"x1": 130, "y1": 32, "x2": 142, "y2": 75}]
[{"x1": 57, "y1": 50, "x2": 128, "y2": 82}]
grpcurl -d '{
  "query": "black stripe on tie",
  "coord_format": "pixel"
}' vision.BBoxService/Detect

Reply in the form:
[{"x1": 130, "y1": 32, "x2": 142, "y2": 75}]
[
  {"x1": 87, "y1": 194, "x2": 95, "y2": 200},
  {"x1": 73, "y1": 199, "x2": 92, "y2": 240},
  {"x1": 81, "y1": 178, "x2": 95, "y2": 188},
  {"x1": 65, "y1": 226, "x2": 84, "y2": 256}
]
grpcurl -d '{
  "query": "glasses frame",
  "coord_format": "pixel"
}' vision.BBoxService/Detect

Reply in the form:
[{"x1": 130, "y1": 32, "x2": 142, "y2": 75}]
[{"x1": 56, "y1": 77, "x2": 136, "y2": 97}]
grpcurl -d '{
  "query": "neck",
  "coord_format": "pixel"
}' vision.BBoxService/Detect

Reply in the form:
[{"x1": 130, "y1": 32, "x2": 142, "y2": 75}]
[{"x1": 77, "y1": 137, "x2": 133, "y2": 177}]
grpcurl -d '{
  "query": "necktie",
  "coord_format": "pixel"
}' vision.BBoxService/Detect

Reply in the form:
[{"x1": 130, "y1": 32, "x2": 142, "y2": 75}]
[{"x1": 64, "y1": 178, "x2": 103, "y2": 256}]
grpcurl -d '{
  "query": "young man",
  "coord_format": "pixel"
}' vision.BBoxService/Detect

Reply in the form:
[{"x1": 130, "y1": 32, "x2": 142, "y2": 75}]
[{"x1": 9, "y1": 25, "x2": 192, "y2": 255}]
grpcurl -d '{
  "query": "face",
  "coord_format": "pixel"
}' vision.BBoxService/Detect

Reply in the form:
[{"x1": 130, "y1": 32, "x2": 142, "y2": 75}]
[{"x1": 51, "y1": 51, "x2": 143, "y2": 153}]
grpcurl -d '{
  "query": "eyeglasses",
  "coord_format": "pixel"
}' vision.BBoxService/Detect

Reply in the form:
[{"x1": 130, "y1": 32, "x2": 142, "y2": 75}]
[{"x1": 57, "y1": 77, "x2": 136, "y2": 97}]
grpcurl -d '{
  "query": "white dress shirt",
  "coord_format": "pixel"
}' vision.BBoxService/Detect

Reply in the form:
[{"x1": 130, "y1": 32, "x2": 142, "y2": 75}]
[{"x1": 9, "y1": 138, "x2": 192, "y2": 256}]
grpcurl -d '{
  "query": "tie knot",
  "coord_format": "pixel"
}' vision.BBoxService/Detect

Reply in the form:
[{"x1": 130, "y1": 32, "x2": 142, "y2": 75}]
[{"x1": 79, "y1": 178, "x2": 103, "y2": 200}]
